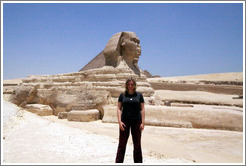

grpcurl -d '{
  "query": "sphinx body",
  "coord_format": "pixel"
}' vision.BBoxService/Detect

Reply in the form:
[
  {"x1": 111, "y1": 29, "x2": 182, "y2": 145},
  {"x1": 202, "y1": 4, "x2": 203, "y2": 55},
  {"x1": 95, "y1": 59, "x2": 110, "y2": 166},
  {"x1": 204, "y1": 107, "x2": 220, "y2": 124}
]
[
  {"x1": 9, "y1": 31, "x2": 157, "y2": 121},
  {"x1": 7, "y1": 31, "x2": 242, "y2": 131}
]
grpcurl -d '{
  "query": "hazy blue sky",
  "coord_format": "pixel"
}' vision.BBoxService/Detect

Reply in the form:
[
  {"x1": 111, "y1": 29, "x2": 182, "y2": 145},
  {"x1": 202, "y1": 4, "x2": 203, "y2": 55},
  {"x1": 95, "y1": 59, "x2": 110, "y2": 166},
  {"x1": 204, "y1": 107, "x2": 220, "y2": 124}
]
[{"x1": 2, "y1": 2, "x2": 244, "y2": 79}]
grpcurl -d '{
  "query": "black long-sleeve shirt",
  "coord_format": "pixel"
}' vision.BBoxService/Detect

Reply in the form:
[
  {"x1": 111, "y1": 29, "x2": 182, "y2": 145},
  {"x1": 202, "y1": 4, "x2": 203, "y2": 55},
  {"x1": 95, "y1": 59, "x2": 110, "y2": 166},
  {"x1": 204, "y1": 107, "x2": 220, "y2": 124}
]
[{"x1": 118, "y1": 91, "x2": 144, "y2": 120}]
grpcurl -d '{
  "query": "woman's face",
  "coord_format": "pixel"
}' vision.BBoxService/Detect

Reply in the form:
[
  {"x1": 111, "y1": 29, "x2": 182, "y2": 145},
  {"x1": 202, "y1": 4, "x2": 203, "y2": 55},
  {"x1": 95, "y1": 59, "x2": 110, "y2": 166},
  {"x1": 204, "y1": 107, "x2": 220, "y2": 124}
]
[
  {"x1": 121, "y1": 32, "x2": 141, "y2": 63},
  {"x1": 127, "y1": 80, "x2": 135, "y2": 92}
]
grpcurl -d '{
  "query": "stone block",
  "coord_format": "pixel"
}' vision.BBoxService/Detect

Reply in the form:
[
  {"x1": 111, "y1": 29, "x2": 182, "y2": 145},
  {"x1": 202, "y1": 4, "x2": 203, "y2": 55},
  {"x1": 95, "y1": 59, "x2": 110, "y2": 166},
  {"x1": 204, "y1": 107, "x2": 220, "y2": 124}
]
[
  {"x1": 67, "y1": 110, "x2": 100, "y2": 122},
  {"x1": 24, "y1": 104, "x2": 53, "y2": 116},
  {"x1": 102, "y1": 105, "x2": 117, "y2": 123}
]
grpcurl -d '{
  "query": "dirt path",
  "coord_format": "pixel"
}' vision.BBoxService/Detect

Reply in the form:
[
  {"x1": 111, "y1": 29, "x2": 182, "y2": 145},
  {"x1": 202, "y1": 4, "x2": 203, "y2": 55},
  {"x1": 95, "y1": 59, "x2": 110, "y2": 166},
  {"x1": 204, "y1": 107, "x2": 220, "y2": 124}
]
[{"x1": 44, "y1": 116, "x2": 243, "y2": 163}]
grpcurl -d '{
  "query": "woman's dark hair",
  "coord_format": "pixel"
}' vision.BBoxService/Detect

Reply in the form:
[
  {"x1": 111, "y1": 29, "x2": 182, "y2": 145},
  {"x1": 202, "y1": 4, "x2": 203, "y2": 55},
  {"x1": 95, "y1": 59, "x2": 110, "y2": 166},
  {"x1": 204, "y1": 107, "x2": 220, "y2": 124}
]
[{"x1": 125, "y1": 77, "x2": 137, "y2": 93}]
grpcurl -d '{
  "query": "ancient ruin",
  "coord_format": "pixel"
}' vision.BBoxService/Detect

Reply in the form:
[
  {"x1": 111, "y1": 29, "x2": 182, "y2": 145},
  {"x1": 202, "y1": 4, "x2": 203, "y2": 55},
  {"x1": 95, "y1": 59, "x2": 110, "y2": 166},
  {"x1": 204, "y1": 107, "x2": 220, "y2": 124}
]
[
  {"x1": 8, "y1": 31, "x2": 157, "y2": 120},
  {"x1": 5, "y1": 31, "x2": 243, "y2": 131}
]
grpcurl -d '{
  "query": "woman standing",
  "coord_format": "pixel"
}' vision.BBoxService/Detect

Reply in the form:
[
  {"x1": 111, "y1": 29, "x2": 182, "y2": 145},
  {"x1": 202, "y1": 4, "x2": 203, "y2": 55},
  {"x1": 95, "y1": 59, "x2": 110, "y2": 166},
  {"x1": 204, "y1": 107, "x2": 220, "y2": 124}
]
[{"x1": 115, "y1": 78, "x2": 145, "y2": 163}]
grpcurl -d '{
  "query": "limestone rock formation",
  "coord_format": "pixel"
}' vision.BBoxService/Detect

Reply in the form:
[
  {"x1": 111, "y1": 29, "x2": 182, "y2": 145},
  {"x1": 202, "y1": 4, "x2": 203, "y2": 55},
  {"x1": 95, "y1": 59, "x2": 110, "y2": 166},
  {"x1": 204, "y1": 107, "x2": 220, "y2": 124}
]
[
  {"x1": 103, "y1": 105, "x2": 243, "y2": 131},
  {"x1": 9, "y1": 31, "x2": 157, "y2": 122},
  {"x1": 10, "y1": 65, "x2": 156, "y2": 116},
  {"x1": 24, "y1": 104, "x2": 53, "y2": 116},
  {"x1": 7, "y1": 31, "x2": 243, "y2": 131}
]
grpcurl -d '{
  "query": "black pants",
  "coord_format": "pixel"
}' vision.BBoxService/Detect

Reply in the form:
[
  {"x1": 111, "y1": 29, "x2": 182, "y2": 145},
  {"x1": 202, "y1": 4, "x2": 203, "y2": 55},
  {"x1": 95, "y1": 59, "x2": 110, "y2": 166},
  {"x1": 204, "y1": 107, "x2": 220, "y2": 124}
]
[{"x1": 115, "y1": 119, "x2": 142, "y2": 163}]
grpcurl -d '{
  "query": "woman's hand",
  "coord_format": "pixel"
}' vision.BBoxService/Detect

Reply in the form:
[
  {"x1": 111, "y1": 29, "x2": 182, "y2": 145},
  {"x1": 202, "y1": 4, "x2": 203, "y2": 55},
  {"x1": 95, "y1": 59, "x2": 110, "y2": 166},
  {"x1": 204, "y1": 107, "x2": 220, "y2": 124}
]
[
  {"x1": 140, "y1": 123, "x2": 144, "y2": 132},
  {"x1": 119, "y1": 121, "x2": 126, "y2": 131}
]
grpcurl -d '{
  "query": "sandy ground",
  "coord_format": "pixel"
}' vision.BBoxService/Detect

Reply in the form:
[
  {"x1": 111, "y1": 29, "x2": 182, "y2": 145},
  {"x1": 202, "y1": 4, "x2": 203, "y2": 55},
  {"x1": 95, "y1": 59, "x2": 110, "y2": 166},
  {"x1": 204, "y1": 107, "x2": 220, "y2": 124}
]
[
  {"x1": 155, "y1": 90, "x2": 243, "y2": 107},
  {"x1": 2, "y1": 101, "x2": 244, "y2": 164},
  {"x1": 148, "y1": 72, "x2": 243, "y2": 82}
]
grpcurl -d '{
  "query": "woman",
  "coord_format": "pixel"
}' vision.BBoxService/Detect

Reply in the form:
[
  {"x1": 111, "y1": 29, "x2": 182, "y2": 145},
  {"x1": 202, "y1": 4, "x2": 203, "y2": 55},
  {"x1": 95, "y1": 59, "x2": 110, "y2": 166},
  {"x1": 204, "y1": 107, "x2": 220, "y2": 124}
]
[{"x1": 115, "y1": 78, "x2": 145, "y2": 163}]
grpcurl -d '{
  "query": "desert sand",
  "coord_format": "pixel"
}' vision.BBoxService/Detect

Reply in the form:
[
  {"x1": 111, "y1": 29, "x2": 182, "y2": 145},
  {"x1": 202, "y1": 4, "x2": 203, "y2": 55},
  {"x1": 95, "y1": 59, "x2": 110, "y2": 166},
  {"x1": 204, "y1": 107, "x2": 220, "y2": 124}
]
[
  {"x1": 148, "y1": 72, "x2": 243, "y2": 82},
  {"x1": 2, "y1": 100, "x2": 244, "y2": 164},
  {"x1": 2, "y1": 72, "x2": 244, "y2": 164}
]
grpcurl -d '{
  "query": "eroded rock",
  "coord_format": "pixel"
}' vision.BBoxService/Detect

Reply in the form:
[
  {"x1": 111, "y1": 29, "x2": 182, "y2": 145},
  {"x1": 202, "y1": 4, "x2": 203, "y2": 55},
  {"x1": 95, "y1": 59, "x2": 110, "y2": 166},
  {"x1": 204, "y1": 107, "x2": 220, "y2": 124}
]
[{"x1": 24, "y1": 104, "x2": 53, "y2": 116}]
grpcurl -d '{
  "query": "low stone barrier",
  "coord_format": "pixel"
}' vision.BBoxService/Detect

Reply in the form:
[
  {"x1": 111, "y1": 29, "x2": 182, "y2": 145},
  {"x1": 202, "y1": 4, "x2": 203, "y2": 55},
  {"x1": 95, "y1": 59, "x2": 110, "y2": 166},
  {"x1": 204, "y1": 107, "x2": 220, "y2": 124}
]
[
  {"x1": 102, "y1": 105, "x2": 243, "y2": 131},
  {"x1": 67, "y1": 110, "x2": 100, "y2": 122}
]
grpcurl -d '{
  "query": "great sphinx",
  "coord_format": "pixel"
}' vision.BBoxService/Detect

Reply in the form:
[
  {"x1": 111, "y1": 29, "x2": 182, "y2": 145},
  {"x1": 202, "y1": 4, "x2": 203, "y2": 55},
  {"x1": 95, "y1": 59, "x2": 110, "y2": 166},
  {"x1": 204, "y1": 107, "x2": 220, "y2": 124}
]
[
  {"x1": 8, "y1": 31, "x2": 157, "y2": 121},
  {"x1": 80, "y1": 31, "x2": 143, "y2": 76},
  {"x1": 7, "y1": 31, "x2": 242, "y2": 131}
]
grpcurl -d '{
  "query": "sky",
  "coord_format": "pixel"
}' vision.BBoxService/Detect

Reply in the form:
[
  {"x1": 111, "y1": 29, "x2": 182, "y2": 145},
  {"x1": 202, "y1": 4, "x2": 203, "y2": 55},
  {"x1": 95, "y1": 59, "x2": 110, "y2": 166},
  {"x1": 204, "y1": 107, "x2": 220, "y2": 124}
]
[{"x1": 2, "y1": 1, "x2": 244, "y2": 79}]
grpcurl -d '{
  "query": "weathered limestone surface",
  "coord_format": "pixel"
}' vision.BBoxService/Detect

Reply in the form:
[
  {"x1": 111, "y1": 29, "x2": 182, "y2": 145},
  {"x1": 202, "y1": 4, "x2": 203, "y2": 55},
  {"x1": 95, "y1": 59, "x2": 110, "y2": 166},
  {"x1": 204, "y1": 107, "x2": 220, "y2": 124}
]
[
  {"x1": 102, "y1": 105, "x2": 243, "y2": 131},
  {"x1": 67, "y1": 110, "x2": 100, "y2": 122},
  {"x1": 3, "y1": 79, "x2": 22, "y2": 99},
  {"x1": 149, "y1": 82, "x2": 243, "y2": 95},
  {"x1": 24, "y1": 104, "x2": 53, "y2": 116},
  {"x1": 147, "y1": 73, "x2": 243, "y2": 108},
  {"x1": 8, "y1": 64, "x2": 156, "y2": 119},
  {"x1": 6, "y1": 31, "x2": 243, "y2": 131},
  {"x1": 155, "y1": 90, "x2": 243, "y2": 107}
]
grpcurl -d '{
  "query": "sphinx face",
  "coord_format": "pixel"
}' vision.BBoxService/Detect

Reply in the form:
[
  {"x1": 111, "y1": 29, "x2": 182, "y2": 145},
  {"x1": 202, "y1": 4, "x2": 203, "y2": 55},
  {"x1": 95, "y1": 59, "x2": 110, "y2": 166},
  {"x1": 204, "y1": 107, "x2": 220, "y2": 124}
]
[{"x1": 121, "y1": 32, "x2": 141, "y2": 65}]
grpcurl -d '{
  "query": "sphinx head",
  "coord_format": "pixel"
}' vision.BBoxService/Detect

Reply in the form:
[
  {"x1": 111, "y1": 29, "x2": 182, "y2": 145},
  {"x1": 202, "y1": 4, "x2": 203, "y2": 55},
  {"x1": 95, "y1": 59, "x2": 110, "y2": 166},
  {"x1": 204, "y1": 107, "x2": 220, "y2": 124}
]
[{"x1": 103, "y1": 31, "x2": 141, "y2": 67}]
